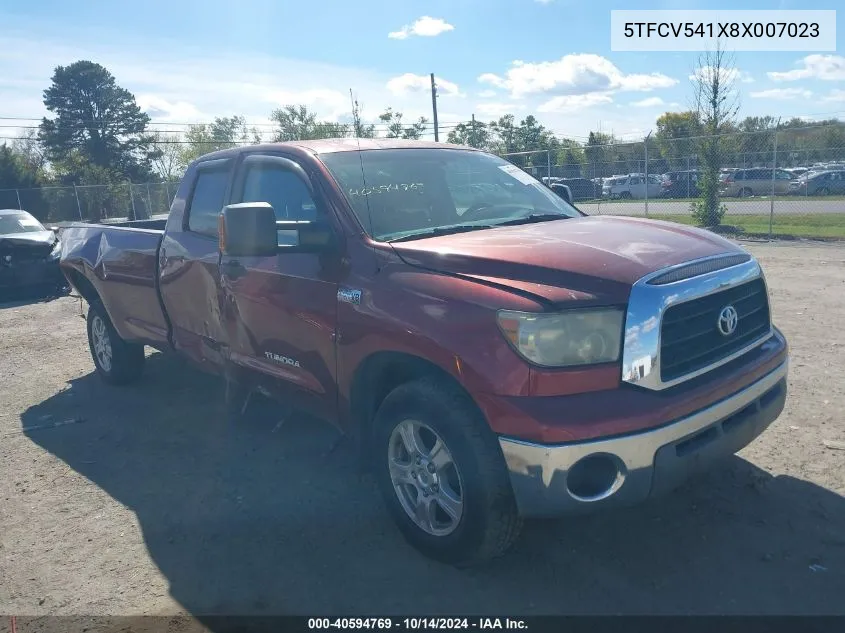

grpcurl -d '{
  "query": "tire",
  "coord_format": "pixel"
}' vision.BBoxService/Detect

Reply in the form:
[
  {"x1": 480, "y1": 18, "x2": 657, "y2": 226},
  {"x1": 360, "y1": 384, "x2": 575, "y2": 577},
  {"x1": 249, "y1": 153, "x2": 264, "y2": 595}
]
[
  {"x1": 738, "y1": 187, "x2": 753, "y2": 198},
  {"x1": 372, "y1": 376, "x2": 522, "y2": 566},
  {"x1": 619, "y1": 191, "x2": 632, "y2": 199},
  {"x1": 817, "y1": 187, "x2": 830, "y2": 196},
  {"x1": 86, "y1": 301, "x2": 145, "y2": 385}
]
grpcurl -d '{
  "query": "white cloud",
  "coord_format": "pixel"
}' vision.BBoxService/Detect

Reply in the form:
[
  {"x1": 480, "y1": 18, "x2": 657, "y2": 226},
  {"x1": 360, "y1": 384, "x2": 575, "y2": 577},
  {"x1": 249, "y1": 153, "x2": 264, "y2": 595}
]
[
  {"x1": 136, "y1": 95, "x2": 205, "y2": 121},
  {"x1": 537, "y1": 93, "x2": 613, "y2": 113},
  {"x1": 749, "y1": 88, "x2": 813, "y2": 100},
  {"x1": 688, "y1": 67, "x2": 754, "y2": 84},
  {"x1": 386, "y1": 73, "x2": 461, "y2": 97},
  {"x1": 0, "y1": 20, "x2": 693, "y2": 146},
  {"x1": 630, "y1": 97, "x2": 666, "y2": 108},
  {"x1": 0, "y1": 30, "x2": 453, "y2": 136},
  {"x1": 478, "y1": 54, "x2": 677, "y2": 99},
  {"x1": 478, "y1": 73, "x2": 507, "y2": 89},
  {"x1": 476, "y1": 102, "x2": 526, "y2": 117},
  {"x1": 767, "y1": 55, "x2": 845, "y2": 82},
  {"x1": 477, "y1": 89, "x2": 497, "y2": 98},
  {"x1": 822, "y1": 89, "x2": 845, "y2": 103},
  {"x1": 388, "y1": 16, "x2": 454, "y2": 40}
]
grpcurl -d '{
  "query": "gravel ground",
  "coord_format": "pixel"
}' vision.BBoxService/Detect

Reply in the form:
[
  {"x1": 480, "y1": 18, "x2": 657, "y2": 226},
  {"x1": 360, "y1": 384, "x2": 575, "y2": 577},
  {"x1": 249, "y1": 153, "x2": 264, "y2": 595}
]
[{"x1": 1, "y1": 241, "x2": 844, "y2": 620}]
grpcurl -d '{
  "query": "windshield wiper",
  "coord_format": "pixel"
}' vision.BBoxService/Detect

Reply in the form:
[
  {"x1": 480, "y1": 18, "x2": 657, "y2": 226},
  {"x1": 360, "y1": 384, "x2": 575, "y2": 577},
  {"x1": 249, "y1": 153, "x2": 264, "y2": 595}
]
[
  {"x1": 492, "y1": 213, "x2": 571, "y2": 227},
  {"x1": 387, "y1": 224, "x2": 494, "y2": 243}
]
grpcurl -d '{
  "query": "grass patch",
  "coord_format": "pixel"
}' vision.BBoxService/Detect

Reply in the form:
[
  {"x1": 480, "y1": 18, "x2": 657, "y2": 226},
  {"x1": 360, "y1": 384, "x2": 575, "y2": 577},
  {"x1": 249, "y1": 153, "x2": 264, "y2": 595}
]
[
  {"x1": 645, "y1": 213, "x2": 845, "y2": 239},
  {"x1": 579, "y1": 195, "x2": 845, "y2": 205}
]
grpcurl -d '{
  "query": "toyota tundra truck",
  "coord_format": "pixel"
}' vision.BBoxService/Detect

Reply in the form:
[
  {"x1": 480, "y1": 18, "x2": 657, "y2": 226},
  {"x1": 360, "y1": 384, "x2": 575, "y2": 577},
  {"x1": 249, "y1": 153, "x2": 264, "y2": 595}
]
[{"x1": 59, "y1": 139, "x2": 789, "y2": 565}]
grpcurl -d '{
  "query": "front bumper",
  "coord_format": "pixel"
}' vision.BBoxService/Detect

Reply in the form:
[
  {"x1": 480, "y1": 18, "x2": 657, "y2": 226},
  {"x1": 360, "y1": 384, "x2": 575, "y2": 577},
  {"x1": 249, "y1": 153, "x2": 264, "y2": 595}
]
[{"x1": 499, "y1": 358, "x2": 788, "y2": 517}]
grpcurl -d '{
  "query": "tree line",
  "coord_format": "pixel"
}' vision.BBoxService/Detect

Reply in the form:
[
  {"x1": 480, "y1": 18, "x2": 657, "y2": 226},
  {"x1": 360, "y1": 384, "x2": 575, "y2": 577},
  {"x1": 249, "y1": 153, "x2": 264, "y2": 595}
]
[{"x1": 2, "y1": 56, "x2": 844, "y2": 226}]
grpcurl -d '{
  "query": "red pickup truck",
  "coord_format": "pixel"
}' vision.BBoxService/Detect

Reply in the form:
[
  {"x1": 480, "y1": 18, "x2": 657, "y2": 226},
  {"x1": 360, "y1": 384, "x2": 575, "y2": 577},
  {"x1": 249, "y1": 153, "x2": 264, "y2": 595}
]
[{"x1": 60, "y1": 139, "x2": 789, "y2": 565}]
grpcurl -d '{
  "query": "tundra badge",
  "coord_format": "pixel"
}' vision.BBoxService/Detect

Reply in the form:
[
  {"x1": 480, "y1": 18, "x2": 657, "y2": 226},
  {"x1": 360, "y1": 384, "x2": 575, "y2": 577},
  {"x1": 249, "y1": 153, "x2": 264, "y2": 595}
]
[
  {"x1": 265, "y1": 352, "x2": 301, "y2": 368},
  {"x1": 338, "y1": 288, "x2": 362, "y2": 305}
]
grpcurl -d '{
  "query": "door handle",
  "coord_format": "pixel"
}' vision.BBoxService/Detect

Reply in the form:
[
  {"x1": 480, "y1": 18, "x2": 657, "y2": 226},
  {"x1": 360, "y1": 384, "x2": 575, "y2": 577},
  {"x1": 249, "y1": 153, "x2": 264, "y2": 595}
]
[{"x1": 221, "y1": 260, "x2": 247, "y2": 279}]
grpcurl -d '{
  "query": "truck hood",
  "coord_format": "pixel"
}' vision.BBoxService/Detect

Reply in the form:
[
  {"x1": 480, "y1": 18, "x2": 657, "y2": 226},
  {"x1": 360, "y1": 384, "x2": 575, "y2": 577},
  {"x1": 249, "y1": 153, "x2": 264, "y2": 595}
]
[{"x1": 389, "y1": 216, "x2": 743, "y2": 306}]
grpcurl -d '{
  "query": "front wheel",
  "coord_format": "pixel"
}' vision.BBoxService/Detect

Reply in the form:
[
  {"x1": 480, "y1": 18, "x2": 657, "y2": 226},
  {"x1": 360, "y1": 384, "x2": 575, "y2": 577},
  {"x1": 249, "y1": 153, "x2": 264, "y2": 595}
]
[
  {"x1": 87, "y1": 301, "x2": 145, "y2": 385},
  {"x1": 372, "y1": 377, "x2": 522, "y2": 566}
]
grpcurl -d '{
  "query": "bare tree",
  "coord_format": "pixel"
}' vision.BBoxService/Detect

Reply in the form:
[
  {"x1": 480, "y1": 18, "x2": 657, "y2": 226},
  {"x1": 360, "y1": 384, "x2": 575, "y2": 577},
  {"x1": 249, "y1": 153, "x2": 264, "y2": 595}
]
[
  {"x1": 691, "y1": 42, "x2": 740, "y2": 227},
  {"x1": 349, "y1": 91, "x2": 376, "y2": 138},
  {"x1": 149, "y1": 131, "x2": 185, "y2": 182},
  {"x1": 11, "y1": 129, "x2": 47, "y2": 175}
]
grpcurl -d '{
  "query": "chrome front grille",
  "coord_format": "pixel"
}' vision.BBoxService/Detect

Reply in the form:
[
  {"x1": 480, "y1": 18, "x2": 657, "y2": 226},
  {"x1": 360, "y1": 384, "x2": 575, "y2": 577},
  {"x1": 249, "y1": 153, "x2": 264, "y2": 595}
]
[
  {"x1": 659, "y1": 278, "x2": 771, "y2": 382},
  {"x1": 621, "y1": 253, "x2": 773, "y2": 391}
]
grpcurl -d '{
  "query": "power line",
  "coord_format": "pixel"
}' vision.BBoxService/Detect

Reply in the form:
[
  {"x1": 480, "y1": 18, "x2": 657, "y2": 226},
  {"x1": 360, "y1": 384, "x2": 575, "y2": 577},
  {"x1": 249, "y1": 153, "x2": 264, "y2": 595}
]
[{"x1": 0, "y1": 116, "x2": 468, "y2": 129}]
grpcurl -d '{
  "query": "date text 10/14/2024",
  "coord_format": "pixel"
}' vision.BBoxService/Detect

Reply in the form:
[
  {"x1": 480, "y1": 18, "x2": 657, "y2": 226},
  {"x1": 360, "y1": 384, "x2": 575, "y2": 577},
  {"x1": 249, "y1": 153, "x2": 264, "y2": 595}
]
[{"x1": 307, "y1": 618, "x2": 528, "y2": 630}]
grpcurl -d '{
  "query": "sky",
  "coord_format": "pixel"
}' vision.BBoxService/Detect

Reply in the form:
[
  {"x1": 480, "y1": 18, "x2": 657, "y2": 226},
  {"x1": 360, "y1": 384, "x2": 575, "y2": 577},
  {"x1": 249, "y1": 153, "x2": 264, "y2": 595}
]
[{"x1": 1, "y1": 0, "x2": 844, "y2": 144}]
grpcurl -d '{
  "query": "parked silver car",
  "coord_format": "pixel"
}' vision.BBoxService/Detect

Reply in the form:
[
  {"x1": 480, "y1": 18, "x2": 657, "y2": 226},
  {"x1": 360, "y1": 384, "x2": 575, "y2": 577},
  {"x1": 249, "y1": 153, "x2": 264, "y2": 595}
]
[
  {"x1": 719, "y1": 168, "x2": 794, "y2": 197},
  {"x1": 602, "y1": 174, "x2": 662, "y2": 199}
]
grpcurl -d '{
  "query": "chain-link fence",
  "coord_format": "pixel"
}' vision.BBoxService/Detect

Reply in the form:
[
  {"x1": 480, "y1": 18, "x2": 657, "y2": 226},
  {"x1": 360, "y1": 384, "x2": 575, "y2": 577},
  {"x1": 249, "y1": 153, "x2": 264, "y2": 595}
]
[
  {"x1": 4, "y1": 122, "x2": 844, "y2": 238},
  {"x1": 502, "y1": 122, "x2": 845, "y2": 239},
  {"x1": 0, "y1": 182, "x2": 177, "y2": 225}
]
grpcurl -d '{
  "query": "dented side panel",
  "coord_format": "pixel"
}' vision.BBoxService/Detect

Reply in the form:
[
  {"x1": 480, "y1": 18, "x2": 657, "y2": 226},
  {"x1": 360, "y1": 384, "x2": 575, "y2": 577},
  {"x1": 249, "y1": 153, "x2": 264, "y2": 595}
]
[{"x1": 59, "y1": 225, "x2": 169, "y2": 345}]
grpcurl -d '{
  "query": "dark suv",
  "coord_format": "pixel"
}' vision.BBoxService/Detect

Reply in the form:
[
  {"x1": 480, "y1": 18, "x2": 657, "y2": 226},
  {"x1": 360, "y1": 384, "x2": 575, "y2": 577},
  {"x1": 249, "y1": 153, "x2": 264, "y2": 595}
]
[{"x1": 660, "y1": 170, "x2": 701, "y2": 198}]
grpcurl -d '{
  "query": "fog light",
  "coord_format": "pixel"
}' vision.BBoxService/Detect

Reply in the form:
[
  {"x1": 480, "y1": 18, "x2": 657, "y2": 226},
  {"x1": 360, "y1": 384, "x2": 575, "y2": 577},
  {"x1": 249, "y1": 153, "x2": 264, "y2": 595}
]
[{"x1": 566, "y1": 453, "x2": 624, "y2": 502}]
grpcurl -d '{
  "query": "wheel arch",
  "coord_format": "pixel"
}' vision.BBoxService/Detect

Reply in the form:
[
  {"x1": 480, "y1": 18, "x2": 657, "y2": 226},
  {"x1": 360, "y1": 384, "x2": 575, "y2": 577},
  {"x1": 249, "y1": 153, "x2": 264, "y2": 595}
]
[
  {"x1": 348, "y1": 351, "x2": 487, "y2": 471},
  {"x1": 65, "y1": 267, "x2": 102, "y2": 306}
]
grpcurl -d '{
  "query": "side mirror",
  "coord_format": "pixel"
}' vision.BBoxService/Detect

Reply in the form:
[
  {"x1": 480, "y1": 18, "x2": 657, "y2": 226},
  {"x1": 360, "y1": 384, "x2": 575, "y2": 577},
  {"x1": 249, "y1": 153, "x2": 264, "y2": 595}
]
[
  {"x1": 49, "y1": 226, "x2": 60, "y2": 235},
  {"x1": 219, "y1": 202, "x2": 338, "y2": 257},
  {"x1": 219, "y1": 202, "x2": 278, "y2": 257}
]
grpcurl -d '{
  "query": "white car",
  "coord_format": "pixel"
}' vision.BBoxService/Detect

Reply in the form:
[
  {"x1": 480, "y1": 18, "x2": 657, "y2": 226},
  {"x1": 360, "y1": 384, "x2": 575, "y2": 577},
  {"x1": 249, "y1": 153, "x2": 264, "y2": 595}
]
[{"x1": 602, "y1": 174, "x2": 663, "y2": 200}]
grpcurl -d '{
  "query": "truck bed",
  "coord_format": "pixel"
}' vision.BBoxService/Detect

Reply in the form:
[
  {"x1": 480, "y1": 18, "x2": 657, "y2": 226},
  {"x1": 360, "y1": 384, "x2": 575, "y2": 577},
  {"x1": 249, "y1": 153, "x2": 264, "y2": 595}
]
[{"x1": 60, "y1": 222, "x2": 170, "y2": 346}]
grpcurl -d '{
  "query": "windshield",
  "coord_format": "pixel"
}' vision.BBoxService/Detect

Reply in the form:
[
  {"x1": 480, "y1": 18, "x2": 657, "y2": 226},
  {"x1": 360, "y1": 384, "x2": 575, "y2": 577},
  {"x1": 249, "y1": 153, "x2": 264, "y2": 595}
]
[
  {"x1": 319, "y1": 149, "x2": 582, "y2": 242},
  {"x1": 0, "y1": 211, "x2": 45, "y2": 235}
]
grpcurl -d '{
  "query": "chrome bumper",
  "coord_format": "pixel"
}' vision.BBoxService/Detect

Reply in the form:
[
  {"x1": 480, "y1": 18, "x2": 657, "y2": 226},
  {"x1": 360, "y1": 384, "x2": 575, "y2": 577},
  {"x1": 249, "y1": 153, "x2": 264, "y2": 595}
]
[{"x1": 499, "y1": 359, "x2": 788, "y2": 517}]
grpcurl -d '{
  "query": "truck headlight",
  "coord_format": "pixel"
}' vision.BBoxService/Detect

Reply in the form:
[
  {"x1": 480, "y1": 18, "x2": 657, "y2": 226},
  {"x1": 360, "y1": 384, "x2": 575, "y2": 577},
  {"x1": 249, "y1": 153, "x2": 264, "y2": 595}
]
[
  {"x1": 497, "y1": 308, "x2": 624, "y2": 367},
  {"x1": 49, "y1": 240, "x2": 62, "y2": 260}
]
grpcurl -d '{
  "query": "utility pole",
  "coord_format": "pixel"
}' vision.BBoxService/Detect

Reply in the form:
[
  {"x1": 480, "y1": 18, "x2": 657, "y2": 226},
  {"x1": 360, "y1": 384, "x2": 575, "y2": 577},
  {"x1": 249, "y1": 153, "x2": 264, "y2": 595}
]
[
  {"x1": 769, "y1": 117, "x2": 782, "y2": 238},
  {"x1": 430, "y1": 73, "x2": 440, "y2": 142}
]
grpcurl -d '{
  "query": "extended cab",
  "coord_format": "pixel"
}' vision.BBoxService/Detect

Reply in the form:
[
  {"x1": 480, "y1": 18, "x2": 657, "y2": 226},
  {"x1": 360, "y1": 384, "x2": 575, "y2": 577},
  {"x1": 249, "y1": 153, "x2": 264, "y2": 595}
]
[{"x1": 60, "y1": 139, "x2": 789, "y2": 565}]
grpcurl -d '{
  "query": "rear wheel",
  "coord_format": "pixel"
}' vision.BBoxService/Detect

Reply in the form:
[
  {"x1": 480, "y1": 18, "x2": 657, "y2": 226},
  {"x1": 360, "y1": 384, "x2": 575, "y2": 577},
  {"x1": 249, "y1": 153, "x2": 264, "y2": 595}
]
[
  {"x1": 816, "y1": 187, "x2": 830, "y2": 196},
  {"x1": 372, "y1": 377, "x2": 522, "y2": 566},
  {"x1": 738, "y1": 187, "x2": 753, "y2": 198},
  {"x1": 619, "y1": 191, "x2": 633, "y2": 199},
  {"x1": 87, "y1": 301, "x2": 145, "y2": 385}
]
